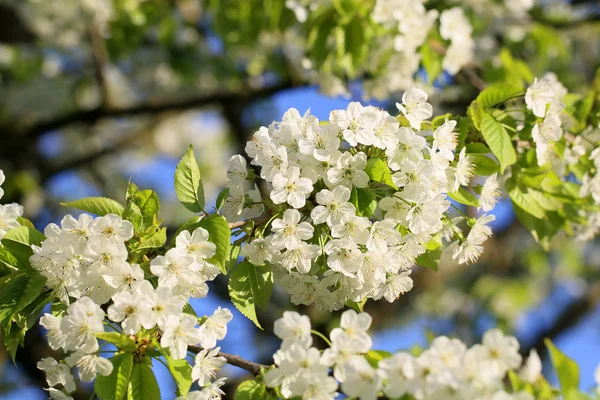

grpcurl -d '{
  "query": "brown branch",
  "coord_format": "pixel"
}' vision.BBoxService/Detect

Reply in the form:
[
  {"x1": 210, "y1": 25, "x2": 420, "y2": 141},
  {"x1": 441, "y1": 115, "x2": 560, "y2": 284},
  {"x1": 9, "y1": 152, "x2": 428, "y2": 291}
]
[
  {"x1": 20, "y1": 81, "x2": 296, "y2": 142},
  {"x1": 188, "y1": 345, "x2": 268, "y2": 375},
  {"x1": 228, "y1": 214, "x2": 271, "y2": 230},
  {"x1": 87, "y1": 24, "x2": 110, "y2": 108}
]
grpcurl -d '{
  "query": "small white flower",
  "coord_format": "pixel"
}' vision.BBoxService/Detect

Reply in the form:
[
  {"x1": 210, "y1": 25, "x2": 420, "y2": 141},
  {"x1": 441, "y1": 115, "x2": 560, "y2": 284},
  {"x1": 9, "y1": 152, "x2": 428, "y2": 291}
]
[
  {"x1": 479, "y1": 173, "x2": 501, "y2": 212},
  {"x1": 60, "y1": 297, "x2": 105, "y2": 353},
  {"x1": 433, "y1": 120, "x2": 458, "y2": 160},
  {"x1": 198, "y1": 307, "x2": 233, "y2": 349},
  {"x1": 65, "y1": 352, "x2": 113, "y2": 382},
  {"x1": 341, "y1": 356, "x2": 383, "y2": 400},
  {"x1": 161, "y1": 314, "x2": 203, "y2": 360},
  {"x1": 310, "y1": 186, "x2": 355, "y2": 226},
  {"x1": 226, "y1": 155, "x2": 247, "y2": 185},
  {"x1": 526, "y1": 77, "x2": 555, "y2": 118},
  {"x1": 273, "y1": 311, "x2": 312, "y2": 349},
  {"x1": 270, "y1": 166, "x2": 314, "y2": 209},
  {"x1": 0, "y1": 203, "x2": 23, "y2": 240},
  {"x1": 173, "y1": 227, "x2": 217, "y2": 263},
  {"x1": 373, "y1": 271, "x2": 414, "y2": 302},
  {"x1": 40, "y1": 314, "x2": 67, "y2": 350},
  {"x1": 453, "y1": 147, "x2": 475, "y2": 190},
  {"x1": 271, "y1": 209, "x2": 314, "y2": 250},
  {"x1": 192, "y1": 347, "x2": 226, "y2": 386},
  {"x1": 519, "y1": 349, "x2": 542, "y2": 384},
  {"x1": 276, "y1": 242, "x2": 321, "y2": 274},
  {"x1": 107, "y1": 291, "x2": 153, "y2": 334},
  {"x1": 397, "y1": 88, "x2": 433, "y2": 130},
  {"x1": 240, "y1": 236, "x2": 278, "y2": 266},
  {"x1": 90, "y1": 214, "x2": 134, "y2": 242},
  {"x1": 37, "y1": 357, "x2": 76, "y2": 393},
  {"x1": 327, "y1": 152, "x2": 370, "y2": 189}
]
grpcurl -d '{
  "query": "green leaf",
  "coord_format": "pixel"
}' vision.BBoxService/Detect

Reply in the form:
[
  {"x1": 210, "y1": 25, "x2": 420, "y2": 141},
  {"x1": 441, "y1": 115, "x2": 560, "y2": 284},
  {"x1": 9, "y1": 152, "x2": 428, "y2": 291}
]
[
  {"x1": 228, "y1": 260, "x2": 273, "y2": 329},
  {"x1": 545, "y1": 339, "x2": 580, "y2": 399},
  {"x1": 215, "y1": 187, "x2": 230, "y2": 212},
  {"x1": 95, "y1": 332, "x2": 138, "y2": 351},
  {"x1": 469, "y1": 154, "x2": 499, "y2": 176},
  {"x1": 506, "y1": 178, "x2": 546, "y2": 219},
  {"x1": 0, "y1": 271, "x2": 46, "y2": 329},
  {"x1": 365, "y1": 158, "x2": 396, "y2": 189},
  {"x1": 95, "y1": 353, "x2": 134, "y2": 400},
  {"x1": 345, "y1": 298, "x2": 367, "y2": 313},
  {"x1": 352, "y1": 188, "x2": 377, "y2": 217},
  {"x1": 480, "y1": 113, "x2": 517, "y2": 172},
  {"x1": 465, "y1": 143, "x2": 491, "y2": 154},
  {"x1": 448, "y1": 187, "x2": 479, "y2": 207},
  {"x1": 476, "y1": 83, "x2": 524, "y2": 109},
  {"x1": 136, "y1": 228, "x2": 167, "y2": 251},
  {"x1": 129, "y1": 363, "x2": 160, "y2": 400},
  {"x1": 123, "y1": 201, "x2": 143, "y2": 233},
  {"x1": 61, "y1": 197, "x2": 125, "y2": 216},
  {"x1": 159, "y1": 352, "x2": 193, "y2": 397},
  {"x1": 234, "y1": 379, "x2": 270, "y2": 400},
  {"x1": 416, "y1": 249, "x2": 441, "y2": 271},
  {"x1": 2, "y1": 225, "x2": 45, "y2": 247},
  {"x1": 519, "y1": 166, "x2": 550, "y2": 188},
  {"x1": 365, "y1": 350, "x2": 392, "y2": 368},
  {"x1": 468, "y1": 100, "x2": 483, "y2": 131},
  {"x1": 197, "y1": 215, "x2": 231, "y2": 275},
  {"x1": 174, "y1": 145, "x2": 205, "y2": 213},
  {"x1": 133, "y1": 190, "x2": 160, "y2": 228}
]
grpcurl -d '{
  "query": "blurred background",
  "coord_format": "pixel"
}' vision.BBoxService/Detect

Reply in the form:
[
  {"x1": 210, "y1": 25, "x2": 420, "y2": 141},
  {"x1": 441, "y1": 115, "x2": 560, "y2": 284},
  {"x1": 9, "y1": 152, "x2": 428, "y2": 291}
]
[{"x1": 0, "y1": 0, "x2": 599, "y2": 398}]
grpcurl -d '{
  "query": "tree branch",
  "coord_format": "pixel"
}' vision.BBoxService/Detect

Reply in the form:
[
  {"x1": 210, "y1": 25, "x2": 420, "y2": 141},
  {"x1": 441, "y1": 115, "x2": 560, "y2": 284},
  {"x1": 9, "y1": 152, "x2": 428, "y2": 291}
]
[
  {"x1": 20, "y1": 81, "x2": 296, "y2": 142},
  {"x1": 228, "y1": 213, "x2": 271, "y2": 230},
  {"x1": 188, "y1": 345, "x2": 268, "y2": 375}
]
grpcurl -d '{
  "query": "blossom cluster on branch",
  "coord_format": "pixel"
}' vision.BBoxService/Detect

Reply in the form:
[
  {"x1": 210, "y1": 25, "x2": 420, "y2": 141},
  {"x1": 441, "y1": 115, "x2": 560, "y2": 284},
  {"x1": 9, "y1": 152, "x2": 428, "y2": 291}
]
[
  {"x1": 257, "y1": 309, "x2": 591, "y2": 400},
  {"x1": 0, "y1": 66, "x2": 599, "y2": 398}
]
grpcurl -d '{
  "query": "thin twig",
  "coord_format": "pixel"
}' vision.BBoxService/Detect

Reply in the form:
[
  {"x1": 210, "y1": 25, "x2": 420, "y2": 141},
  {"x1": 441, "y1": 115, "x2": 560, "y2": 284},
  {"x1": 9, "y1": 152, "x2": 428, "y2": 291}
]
[
  {"x1": 227, "y1": 213, "x2": 271, "y2": 229},
  {"x1": 188, "y1": 345, "x2": 268, "y2": 375}
]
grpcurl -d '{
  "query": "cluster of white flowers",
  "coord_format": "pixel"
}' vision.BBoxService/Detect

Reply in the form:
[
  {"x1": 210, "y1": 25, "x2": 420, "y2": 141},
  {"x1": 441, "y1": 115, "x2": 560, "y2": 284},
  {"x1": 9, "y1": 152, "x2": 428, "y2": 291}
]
[
  {"x1": 0, "y1": 170, "x2": 24, "y2": 240},
  {"x1": 27, "y1": 208, "x2": 233, "y2": 398},
  {"x1": 369, "y1": 2, "x2": 474, "y2": 99},
  {"x1": 265, "y1": 309, "x2": 543, "y2": 400},
  {"x1": 439, "y1": 8, "x2": 475, "y2": 75},
  {"x1": 220, "y1": 88, "x2": 498, "y2": 310},
  {"x1": 525, "y1": 72, "x2": 567, "y2": 166}
]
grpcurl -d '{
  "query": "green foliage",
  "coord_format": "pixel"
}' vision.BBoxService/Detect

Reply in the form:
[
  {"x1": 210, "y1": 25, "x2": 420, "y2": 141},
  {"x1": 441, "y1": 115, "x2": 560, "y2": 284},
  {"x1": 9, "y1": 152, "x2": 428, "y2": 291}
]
[
  {"x1": 95, "y1": 353, "x2": 134, "y2": 400},
  {"x1": 365, "y1": 349, "x2": 392, "y2": 367},
  {"x1": 479, "y1": 113, "x2": 517, "y2": 172},
  {"x1": 365, "y1": 158, "x2": 397, "y2": 189},
  {"x1": 351, "y1": 187, "x2": 378, "y2": 217},
  {"x1": 129, "y1": 363, "x2": 161, "y2": 400},
  {"x1": 61, "y1": 197, "x2": 125, "y2": 216},
  {"x1": 0, "y1": 271, "x2": 46, "y2": 331},
  {"x1": 234, "y1": 379, "x2": 276, "y2": 400},
  {"x1": 95, "y1": 333, "x2": 138, "y2": 351},
  {"x1": 157, "y1": 345, "x2": 193, "y2": 397},
  {"x1": 469, "y1": 154, "x2": 500, "y2": 176},
  {"x1": 476, "y1": 83, "x2": 524, "y2": 109},
  {"x1": 174, "y1": 145, "x2": 206, "y2": 213},
  {"x1": 448, "y1": 187, "x2": 480, "y2": 207},
  {"x1": 228, "y1": 260, "x2": 273, "y2": 329},
  {"x1": 416, "y1": 248, "x2": 441, "y2": 272},
  {"x1": 545, "y1": 339, "x2": 583, "y2": 400},
  {"x1": 197, "y1": 215, "x2": 232, "y2": 275}
]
